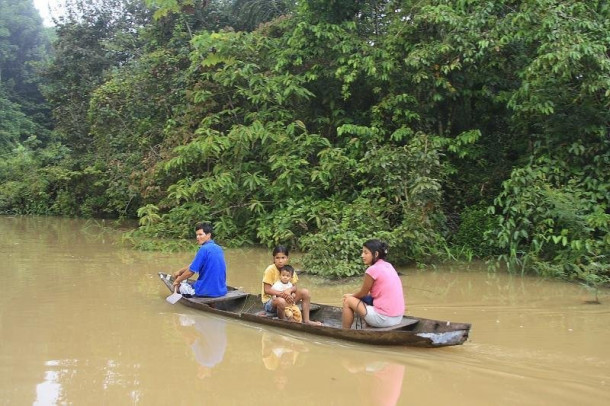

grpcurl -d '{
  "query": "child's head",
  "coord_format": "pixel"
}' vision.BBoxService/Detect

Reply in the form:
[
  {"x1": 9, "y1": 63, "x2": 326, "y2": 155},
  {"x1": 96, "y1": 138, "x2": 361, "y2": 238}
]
[
  {"x1": 280, "y1": 265, "x2": 294, "y2": 283},
  {"x1": 362, "y1": 239, "x2": 389, "y2": 266},
  {"x1": 272, "y1": 245, "x2": 290, "y2": 269}
]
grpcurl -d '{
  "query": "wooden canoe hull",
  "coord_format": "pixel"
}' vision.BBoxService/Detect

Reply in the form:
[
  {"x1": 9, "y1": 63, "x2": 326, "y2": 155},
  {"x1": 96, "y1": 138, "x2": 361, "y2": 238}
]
[{"x1": 158, "y1": 272, "x2": 471, "y2": 348}]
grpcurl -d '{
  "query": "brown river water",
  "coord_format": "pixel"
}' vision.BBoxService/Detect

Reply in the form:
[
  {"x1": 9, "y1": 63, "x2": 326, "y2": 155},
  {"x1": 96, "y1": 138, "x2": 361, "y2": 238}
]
[{"x1": 1, "y1": 216, "x2": 608, "y2": 405}]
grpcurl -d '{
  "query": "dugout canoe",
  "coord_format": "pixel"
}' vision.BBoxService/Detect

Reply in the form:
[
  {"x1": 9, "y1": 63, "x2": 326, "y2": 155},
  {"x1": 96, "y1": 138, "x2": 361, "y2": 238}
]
[{"x1": 158, "y1": 272, "x2": 471, "y2": 348}]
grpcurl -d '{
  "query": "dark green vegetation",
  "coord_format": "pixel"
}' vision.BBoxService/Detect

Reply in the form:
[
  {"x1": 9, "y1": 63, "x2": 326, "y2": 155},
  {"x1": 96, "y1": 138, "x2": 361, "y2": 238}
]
[{"x1": 1, "y1": 1, "x2": 608, "y2": 284}]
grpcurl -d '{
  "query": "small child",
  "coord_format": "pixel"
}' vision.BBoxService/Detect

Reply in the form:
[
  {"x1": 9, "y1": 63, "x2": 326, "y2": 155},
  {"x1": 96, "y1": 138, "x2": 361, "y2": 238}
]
[{"x1": 271, "y1": 265, "x2": 302, "y2": 323}]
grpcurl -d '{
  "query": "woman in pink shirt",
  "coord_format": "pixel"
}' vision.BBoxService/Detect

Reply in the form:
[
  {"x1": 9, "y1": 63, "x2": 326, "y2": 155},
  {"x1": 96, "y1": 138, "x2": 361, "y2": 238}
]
[{"x1": 342, "y1": 239, "x2": 405, "y2": 328}]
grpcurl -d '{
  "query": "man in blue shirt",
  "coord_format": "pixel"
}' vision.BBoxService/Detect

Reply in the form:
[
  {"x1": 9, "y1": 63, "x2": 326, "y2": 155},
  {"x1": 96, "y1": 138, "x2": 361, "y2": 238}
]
[{"x1": 172, "y1": 222, "x2": 228, "y2": 297}]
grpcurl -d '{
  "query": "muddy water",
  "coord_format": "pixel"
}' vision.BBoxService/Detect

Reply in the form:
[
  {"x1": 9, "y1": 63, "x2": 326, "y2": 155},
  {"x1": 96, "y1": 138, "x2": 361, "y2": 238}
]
[{"x1": 0, "y1": 216, "x2": 608, "y2": 406}]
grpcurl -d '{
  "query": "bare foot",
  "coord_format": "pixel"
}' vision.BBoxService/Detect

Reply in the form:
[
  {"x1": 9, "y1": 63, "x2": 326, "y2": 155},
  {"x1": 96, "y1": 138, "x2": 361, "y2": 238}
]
[{"x1": 305, "y1": 320, "x2": 323, "y2": 326}]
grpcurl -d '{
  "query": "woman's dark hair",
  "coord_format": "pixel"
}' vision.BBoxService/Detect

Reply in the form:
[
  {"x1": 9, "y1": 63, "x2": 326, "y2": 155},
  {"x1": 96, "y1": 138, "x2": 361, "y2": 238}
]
[
  {"x1": 363, "y1": 239, "x2": 389, "y2": 264},
  {"x1": 272, "y1": 245, "x2": 290, "y2": 257}
]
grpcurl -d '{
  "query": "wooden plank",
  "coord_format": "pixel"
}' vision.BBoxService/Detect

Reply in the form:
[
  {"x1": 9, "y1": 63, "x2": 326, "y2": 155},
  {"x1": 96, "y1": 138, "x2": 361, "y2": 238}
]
[{"x1": 187, "y1": 290, "x2": 249, "y2": 305}]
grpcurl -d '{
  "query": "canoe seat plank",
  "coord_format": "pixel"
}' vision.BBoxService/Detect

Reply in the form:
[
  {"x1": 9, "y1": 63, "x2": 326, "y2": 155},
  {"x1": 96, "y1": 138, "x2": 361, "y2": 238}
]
[{"x1": 188, "y1": 290, "x2": 249, "y2": 305}]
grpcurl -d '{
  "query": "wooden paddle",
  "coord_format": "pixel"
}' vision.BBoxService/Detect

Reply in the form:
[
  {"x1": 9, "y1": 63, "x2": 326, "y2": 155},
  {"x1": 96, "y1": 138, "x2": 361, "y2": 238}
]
[{"x1": 166, "y1": 286, "x2": 182, "y2": 304}]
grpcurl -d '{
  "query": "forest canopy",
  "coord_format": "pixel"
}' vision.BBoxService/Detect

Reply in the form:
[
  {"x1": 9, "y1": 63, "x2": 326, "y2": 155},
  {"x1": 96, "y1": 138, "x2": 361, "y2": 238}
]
[{"x1": 1, "y1": 0, "x2": 608, "y2": 283}]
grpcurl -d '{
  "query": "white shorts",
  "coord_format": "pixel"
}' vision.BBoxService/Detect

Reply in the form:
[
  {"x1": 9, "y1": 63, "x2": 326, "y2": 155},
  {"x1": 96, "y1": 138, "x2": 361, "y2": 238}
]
[{"x1": 363, "y1": 305, "x2": 403, "y2": 328}]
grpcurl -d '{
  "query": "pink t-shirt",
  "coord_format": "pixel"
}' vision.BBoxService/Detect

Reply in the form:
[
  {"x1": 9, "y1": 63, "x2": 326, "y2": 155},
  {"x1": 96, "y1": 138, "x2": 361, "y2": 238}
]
[{"x1": 366, "y1": 259, "x2": 405, "y2": 316}]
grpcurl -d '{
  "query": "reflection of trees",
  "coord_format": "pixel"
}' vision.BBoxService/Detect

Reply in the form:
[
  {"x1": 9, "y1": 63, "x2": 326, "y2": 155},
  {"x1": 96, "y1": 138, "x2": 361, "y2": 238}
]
[
  {"x1": 31, "y1": 358, "x2": 146, "y2": 405},
  {"x1": 18, "y1": 313, "x2": 228, "y2": 405},
  {"x1": 342, "y1": 357, "x2": 406, "y2": 406},
  {"x1": 175, "y1": 314, "x2": 227, "y2": 380}
]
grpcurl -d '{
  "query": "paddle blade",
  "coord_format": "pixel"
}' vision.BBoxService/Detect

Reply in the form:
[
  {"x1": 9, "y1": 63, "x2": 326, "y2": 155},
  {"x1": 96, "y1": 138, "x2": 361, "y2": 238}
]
[{"x1": 166, "y1": 288, "x2": 182, "y2": 304}]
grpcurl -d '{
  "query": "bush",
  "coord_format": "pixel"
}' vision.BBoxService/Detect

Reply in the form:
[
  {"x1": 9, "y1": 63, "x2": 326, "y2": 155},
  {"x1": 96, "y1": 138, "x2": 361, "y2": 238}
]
[{"x1": 452, "y1": 204, "x2": 496, "y2": 258}]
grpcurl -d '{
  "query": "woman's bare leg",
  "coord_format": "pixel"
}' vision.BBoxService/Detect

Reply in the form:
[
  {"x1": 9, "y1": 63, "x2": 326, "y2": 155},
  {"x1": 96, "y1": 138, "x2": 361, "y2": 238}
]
[{"x1": 342, "y1": 296, "x2": 367, "y2": 329}]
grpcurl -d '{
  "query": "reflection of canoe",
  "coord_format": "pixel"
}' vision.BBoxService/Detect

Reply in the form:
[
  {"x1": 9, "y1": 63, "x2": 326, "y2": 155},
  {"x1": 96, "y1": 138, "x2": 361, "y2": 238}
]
[{"x1": 158, "y1": 272, "x2": 471, "y2": 348}]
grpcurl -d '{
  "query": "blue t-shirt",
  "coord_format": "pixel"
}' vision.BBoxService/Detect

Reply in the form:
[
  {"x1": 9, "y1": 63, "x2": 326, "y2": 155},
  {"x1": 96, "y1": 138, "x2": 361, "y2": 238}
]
[{"x1": 189, "y1": 240, "x2": 227, "y2": 297}]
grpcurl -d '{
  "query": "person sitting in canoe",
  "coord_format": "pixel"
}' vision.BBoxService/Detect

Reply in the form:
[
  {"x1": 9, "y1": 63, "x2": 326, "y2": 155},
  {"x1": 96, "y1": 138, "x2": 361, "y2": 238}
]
[
  {"x1": 342, "y1": 239, "x2": 405, "y2": 329},
  {"x1": 270, "y1": 265, "x2": 302, "y2": 323},
  {"x1": 261, "y1": 245, "x2": 322, "y2": 325},
  {"x1": 172, "y1": 222, "x2": 228, "y2": 297}
]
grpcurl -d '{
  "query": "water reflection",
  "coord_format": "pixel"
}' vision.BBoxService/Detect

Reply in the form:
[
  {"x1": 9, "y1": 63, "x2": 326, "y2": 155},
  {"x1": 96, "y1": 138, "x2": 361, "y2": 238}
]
[
  {"x1": 342, "y1": 357, "x2": 405, "y2": 406},
  {"x1": 176, "y1": 314, "x2": 227, "y2": 379},
  {"x1": 261, "y1": 332, "x2": 309, "y2": 390},
  {"x1": 34, "y1": 364, "x2": 62, "y2": 406}
]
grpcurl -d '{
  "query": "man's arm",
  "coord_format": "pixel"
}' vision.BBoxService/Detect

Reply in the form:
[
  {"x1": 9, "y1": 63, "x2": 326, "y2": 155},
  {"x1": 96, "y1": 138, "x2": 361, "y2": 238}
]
[
  {"x1": 173, "y1": 267, "x2": 195, "y2": 287},
  {"x1": 172, "y1": 266, "x2": 188, "y2": 279}
]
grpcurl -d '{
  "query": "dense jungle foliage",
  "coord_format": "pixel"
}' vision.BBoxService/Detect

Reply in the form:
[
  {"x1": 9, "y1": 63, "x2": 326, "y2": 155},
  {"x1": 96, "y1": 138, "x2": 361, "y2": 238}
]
[{"x1": 1, "y1": 0, "x2": 608, "y2": 284}]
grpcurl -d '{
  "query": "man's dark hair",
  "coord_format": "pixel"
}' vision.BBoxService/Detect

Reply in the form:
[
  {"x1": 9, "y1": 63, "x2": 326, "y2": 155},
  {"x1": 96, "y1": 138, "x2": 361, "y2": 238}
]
[{"x1": 195, "y1": 222, "x2": 213, "y2": 236}]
